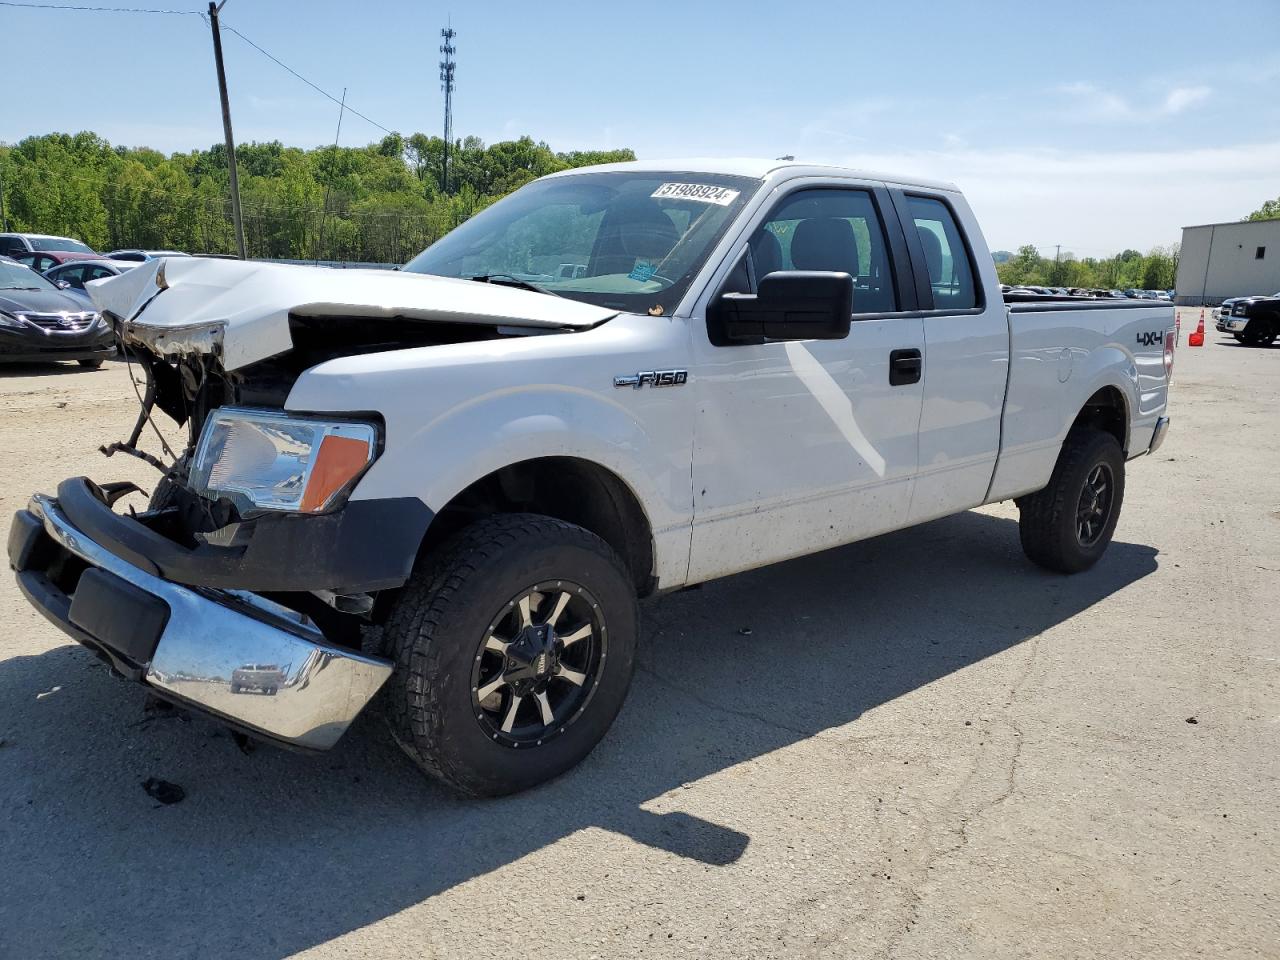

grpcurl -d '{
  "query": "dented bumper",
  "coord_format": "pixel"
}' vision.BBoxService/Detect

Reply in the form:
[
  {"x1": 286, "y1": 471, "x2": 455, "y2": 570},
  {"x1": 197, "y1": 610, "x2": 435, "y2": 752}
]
[{"x1": 9, "y1": 492, "x2": 395, "y2": 750}]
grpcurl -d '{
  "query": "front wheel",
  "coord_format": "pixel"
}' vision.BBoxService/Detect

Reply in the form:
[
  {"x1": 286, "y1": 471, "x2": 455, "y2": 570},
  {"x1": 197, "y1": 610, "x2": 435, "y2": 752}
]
[
  {"x1": 1016, "y1": 427, "x2": 1126, "y2": 573},
  {"x1": 1244, "y1": 321, "x2": 1277, "y2": 346},
  {"x1": 77, "y1": 358, "x2": 104, "y2": 369},
  {"x1": 380, "y1": 514, "x2": 638, "y2": 797}
]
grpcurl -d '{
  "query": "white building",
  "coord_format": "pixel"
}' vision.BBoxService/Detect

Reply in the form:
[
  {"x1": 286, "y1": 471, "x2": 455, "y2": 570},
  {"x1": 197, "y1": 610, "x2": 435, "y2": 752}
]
[{"x1": 1176, "y1": 218, "x2": 1280, "y2": 306}]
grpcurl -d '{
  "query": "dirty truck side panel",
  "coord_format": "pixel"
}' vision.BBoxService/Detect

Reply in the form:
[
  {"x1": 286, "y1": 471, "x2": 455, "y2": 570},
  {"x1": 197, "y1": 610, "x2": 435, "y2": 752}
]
[{"x1": 985, "y1": 302, "x2": 1172, "y2": 502}]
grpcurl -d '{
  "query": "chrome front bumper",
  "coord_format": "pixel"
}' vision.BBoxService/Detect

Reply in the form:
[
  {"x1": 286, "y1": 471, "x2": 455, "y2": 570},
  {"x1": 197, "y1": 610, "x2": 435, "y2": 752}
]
[
  {"x1": 1148, "y1": 416, "x2": 1171, "y2": 455},
  {"x1": 18, "y1": 494, "x2": 392, "y2": 750}
]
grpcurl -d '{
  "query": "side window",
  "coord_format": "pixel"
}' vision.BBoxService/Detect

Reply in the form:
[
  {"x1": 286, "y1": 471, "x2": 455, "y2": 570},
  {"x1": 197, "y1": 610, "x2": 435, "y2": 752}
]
[
  {"x1": 750, "y1": 188, "x2": 898, "y2": 314},
  {"x1": 59, "y1": 265, "x2": 87, "y2": 287},
  {"x1": 905, "y1": 196, "x2": 977, "y2": 311}
]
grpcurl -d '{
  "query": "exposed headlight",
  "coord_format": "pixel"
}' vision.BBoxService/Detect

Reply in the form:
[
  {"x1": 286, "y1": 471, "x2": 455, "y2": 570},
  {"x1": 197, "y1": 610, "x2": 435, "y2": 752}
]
[
  {"x1": 0, "y1": 311, "x2": 24, "y2": 330},
  {"x1": 93, "y1": 313, "x2": 109, "y2": 330},
  {"x1": 190, "y1": 408, "x2": 379, "y2": 515}
]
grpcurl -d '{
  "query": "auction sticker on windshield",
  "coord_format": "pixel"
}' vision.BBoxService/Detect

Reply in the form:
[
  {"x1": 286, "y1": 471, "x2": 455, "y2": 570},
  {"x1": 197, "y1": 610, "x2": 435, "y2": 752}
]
[{"x1": 651, "y1": 182, "x2": 741, "y2": 206}]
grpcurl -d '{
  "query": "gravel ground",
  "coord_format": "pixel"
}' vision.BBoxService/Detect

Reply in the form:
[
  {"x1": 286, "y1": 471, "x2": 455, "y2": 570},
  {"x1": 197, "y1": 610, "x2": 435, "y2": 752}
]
[{"x1": 0, "y1": 314, "x2": 1276, "y2": 959}]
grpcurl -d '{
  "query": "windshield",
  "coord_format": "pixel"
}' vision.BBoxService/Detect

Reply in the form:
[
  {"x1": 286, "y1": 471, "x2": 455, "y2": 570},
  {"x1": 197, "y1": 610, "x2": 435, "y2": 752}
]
[
  {"x1": 31, "y1": 236, "x2": 94, "y2": 253},
  {"x1": 0, "y1": 261, "x2": 56, "y2": 291},
  {"x1": 404, "y1": 171, "x2": 759, "y2": 313}
]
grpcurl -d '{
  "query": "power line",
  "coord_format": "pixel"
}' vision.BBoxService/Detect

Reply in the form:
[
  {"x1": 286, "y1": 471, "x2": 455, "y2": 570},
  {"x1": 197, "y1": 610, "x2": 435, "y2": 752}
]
[
  {"x1": 0, "y1": 2, "x2": 200, "y2": 14},
  {"x1": 220, "y1": 23, "x2": 395, "y2": 135}
]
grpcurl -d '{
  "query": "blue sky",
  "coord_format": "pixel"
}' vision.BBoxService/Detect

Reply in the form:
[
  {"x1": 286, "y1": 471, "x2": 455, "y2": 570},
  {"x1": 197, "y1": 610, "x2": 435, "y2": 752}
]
[{"x1": 3, "y1": 0, "x2": 1278, "y2": 253}]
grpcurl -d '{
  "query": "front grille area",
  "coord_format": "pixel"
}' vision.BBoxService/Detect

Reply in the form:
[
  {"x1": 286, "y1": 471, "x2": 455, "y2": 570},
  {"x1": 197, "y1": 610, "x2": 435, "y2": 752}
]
[{"x1": 16, "y1": 311, "x2": 96, "y2": 333}]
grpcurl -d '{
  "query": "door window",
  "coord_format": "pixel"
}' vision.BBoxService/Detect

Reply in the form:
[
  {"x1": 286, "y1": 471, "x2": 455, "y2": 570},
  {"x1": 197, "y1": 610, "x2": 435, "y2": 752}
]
[
  {"x1": 750, "y1": 188, "x2": 898, "y2": 314},
  {"x1": 58, "y1": 265, "x2": 87, "y2": 287},
  {"x1": 905, "y1": 196, "x2": 977, "y2": 310}
]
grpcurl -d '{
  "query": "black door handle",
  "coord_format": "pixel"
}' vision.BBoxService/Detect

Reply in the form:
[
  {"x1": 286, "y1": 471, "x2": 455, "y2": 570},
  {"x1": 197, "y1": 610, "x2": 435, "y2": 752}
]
[{"x1": 889, "y1": 348, "x2": 922, "y2": 386}]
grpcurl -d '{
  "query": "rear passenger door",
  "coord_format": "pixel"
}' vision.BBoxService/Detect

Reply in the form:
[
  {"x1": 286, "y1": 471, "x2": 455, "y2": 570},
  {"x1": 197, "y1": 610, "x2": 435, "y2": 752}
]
[
  {"x1": 688, "y1": 182, "x2": 926, "y2": 581},
  {"x1": 891, "y1": 191, "x2": 1010, "y2": 523}
]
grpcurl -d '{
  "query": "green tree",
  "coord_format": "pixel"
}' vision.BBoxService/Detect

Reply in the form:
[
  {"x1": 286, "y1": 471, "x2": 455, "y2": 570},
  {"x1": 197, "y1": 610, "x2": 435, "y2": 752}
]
[{"x1": 1245, "y1": 197, "x2": 1280, "y2": 221}]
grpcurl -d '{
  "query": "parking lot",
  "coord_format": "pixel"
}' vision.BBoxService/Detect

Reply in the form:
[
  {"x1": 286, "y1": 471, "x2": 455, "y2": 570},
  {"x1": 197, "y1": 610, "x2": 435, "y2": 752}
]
[{"x1": 0, "y1": 310, "x2": 1276, "y2": 959}]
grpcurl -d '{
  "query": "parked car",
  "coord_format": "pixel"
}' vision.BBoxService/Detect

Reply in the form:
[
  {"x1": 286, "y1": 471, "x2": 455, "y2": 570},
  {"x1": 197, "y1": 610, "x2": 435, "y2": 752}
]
[
  {"x1": 1215, "y1": 292, "x2": 1280, "y2": 345},
  {"x1": 105, "y1": 249, "x2": 192, "y2": 262},
  {"x1": 0, "y1": 232, "x2": 96, "y2": 259},
  {"x1": 11, "y1": 158, "x2": 1174, "y2": 796},
  {"x1": 43, "y1": 259, "x2": 139, "y2": 307},
  {"x1": 0, "y1": 258, "x2": 114, "y2": 367},
  {"x1": 230, "y1": 664, "x2": 286, "y2": 696},
  {"x1": 11, "y1": 249, "x2": 100, "y2": 273}
]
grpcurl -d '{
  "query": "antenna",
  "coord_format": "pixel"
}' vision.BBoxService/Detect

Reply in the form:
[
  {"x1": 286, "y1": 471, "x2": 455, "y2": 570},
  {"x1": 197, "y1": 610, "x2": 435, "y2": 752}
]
[{"x1": 439, "y1": 22, "x2": 456, "y2": 194}]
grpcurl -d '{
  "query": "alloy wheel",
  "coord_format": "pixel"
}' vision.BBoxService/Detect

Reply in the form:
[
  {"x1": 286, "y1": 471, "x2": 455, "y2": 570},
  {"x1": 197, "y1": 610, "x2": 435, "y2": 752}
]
[
  {"x1": 470, "y1": 581, "x2": 606, "y2": 748},
  {"x1": 1076, "y1": 462, "x2": 1114, "y2": 546}
]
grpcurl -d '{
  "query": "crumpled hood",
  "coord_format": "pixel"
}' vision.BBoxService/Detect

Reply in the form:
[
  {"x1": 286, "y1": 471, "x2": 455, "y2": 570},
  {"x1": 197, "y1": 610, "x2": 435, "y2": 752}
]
[{"x1": 86, "y1": 257, "x2": 617, "y2": 371}]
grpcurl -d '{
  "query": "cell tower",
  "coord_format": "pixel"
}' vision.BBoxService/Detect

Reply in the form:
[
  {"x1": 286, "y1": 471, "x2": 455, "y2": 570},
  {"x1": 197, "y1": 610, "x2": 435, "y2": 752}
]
[{"x1": 439, "y1": 23, "x2": 456, "y2": 194}]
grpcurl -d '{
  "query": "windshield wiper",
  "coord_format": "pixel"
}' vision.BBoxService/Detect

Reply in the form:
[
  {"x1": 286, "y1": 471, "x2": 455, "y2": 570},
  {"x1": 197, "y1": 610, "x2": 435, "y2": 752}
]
[{"x1": 467, "y1": 274, "x2": 559, "y2": 297}]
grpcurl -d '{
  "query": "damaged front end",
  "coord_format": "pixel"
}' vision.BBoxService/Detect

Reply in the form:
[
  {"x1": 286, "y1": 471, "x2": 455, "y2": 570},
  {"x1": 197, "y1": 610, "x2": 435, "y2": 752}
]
[{"x1": 10, "y1": 257, "x2": 604, "y2": 749}]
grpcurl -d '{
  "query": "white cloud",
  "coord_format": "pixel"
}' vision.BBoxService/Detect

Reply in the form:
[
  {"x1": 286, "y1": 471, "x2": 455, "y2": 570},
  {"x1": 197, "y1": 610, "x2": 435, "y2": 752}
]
[
  {"x1": 1057, "y1": 82, "x2": 1133, "y2": 121},
  {"x1": 1055, "y1": 82, "x2": 1211, "y2": 123},
  {"x1": 817, "y1": 141, "x2": 1280, "y2": 252},
  {"x1": 1161, "y1": 86, "x2": 1210, "y2": 115}
]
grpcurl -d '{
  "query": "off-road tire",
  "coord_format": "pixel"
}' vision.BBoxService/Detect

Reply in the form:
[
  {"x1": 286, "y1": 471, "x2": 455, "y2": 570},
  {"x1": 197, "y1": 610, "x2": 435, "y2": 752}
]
[
  {"x1": 77, "y1": 358, "x2": 104, "y2": 369},
  {"x1": 1016, "y1": 427, "x2": 1125, "y2": 574},
  {"x1": 379, "y1": 513, "x2": 638, "y2": 797}
]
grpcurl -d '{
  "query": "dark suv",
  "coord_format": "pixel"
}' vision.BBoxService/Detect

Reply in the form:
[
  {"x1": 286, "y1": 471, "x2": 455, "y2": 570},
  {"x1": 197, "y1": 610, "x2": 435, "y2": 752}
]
[{"x1": 1216, "y1": 292, "x2": 1280, "y2": 346}]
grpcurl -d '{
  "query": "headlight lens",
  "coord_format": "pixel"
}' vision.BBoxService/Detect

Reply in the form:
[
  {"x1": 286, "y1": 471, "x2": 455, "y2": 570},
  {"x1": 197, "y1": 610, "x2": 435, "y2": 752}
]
[{"x1": 190, "y1": 408, "x2": 378, "y2": 515}]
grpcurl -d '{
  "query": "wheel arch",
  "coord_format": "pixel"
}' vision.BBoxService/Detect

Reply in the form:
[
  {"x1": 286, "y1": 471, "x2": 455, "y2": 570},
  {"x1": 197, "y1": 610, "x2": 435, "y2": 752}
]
[
  {"x1": 417, "y1": 456, "x2": 657, "y2": 597},
  {"x1": 1070, "y1": 384, "x2": 1130, "y2": 453}
]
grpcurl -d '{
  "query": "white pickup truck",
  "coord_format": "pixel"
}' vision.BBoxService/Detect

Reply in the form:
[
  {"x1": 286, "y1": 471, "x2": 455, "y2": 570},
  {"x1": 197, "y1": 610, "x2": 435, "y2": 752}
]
[{"x1": 9, "y1": 159, "x2": 1173, "y2": 796}]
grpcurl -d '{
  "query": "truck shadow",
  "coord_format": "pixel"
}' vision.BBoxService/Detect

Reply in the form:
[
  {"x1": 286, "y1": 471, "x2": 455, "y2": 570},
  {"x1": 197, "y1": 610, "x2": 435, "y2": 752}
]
[{"x1": 0, "y1": 510, "x2": 1158, "y2": 959}]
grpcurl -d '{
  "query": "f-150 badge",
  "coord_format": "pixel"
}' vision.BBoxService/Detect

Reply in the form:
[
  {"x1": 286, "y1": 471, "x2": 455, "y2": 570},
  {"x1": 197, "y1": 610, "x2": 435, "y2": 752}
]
[{"x1": 614, "y1": 370, "x2": 689, "y2": 389}]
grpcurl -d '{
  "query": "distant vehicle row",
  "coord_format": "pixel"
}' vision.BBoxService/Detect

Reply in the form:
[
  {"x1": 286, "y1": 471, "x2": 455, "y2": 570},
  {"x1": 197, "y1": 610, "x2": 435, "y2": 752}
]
[
  {"x1": 0, "y1": 233, "x2": 190, "y2": 272},
  {"x1": 1001, "y1": 285, "x2": 1173, "y2": 301},
  {"x1": 1216, "y1": 291, "x2": 1280, "y2": 346}
]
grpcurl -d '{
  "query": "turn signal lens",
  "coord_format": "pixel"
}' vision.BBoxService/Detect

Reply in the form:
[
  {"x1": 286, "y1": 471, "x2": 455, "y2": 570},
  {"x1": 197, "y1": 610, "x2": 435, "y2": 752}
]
[
  {"x1": 1164, "y1": 331, "x2": 1175, "y2": 381},
  {"x1": 299, "y1": 434, "x2": 375, "y2": 513}
]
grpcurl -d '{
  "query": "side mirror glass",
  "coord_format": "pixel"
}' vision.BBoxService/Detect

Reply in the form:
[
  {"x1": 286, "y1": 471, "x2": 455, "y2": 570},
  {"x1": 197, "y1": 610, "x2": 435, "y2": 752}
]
[{"x1": 708, "y1": 270, "x2": 853, "y2": 345}]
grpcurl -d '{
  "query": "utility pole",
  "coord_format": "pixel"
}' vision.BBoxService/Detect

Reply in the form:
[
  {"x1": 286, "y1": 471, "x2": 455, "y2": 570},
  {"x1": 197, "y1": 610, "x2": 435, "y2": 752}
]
[
  {"x1": 1054, "y1": 243, "x2": 1062, "y2": 285},
  {"x1": 439, "y1": 23, "x2": 456, "y2": 194},
  {"x1": 208, "y1": 1, "x2": 247, "y2": 259},
  {"x1": 0, "y1": 165, "x2": 8, "y2": 232}
]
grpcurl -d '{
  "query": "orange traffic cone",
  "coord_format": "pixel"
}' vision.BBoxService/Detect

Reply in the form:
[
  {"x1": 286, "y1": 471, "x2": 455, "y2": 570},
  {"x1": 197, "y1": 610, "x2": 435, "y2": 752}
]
[{"x1": 1188, "y1": 309, "x2": 1205, "y2": 347}]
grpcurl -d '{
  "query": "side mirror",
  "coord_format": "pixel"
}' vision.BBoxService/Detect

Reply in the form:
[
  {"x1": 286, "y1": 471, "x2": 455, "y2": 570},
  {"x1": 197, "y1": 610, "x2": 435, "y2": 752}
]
[
  {"x1": 708, "y1": 271, "x2": 853, "y2": 346},
  {"x1": 55, "y1": 280, "x2": 71, "y2": 290}
]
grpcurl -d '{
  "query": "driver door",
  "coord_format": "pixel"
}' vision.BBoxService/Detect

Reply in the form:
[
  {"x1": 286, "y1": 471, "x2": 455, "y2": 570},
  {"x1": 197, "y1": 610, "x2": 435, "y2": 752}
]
[{"x1": 687, "y1": 182, "x2": 925, "y2": 582}]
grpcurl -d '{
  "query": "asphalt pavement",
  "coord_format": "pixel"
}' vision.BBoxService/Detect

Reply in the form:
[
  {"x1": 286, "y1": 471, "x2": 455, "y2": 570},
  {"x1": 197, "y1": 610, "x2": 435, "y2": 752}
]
[{"x1": 0, "y1": 315, "x2": 1276, "y2": 959}]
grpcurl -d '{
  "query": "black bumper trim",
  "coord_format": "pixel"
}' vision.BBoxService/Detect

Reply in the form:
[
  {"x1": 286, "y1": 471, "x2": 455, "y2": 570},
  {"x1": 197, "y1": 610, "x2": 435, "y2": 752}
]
[
  {"x1": 15, "y1": 567, "x2": 146, "y2": 680},
  {"x1": 54, "y1": 477, "x2": 433, "y2": 594}
]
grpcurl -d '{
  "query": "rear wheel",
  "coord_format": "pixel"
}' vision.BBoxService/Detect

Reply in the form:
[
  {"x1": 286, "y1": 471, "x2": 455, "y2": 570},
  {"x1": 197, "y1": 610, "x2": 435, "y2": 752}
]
[
  {"x1": 77, "y1": 358, "x2": 104, "y2": 369},
  {"x1": 1017, "y1": 427, "x2": 1125, "y2": 574},
  {"x1": 380, "y1": 513, "x2": 638, "y2": 797}
]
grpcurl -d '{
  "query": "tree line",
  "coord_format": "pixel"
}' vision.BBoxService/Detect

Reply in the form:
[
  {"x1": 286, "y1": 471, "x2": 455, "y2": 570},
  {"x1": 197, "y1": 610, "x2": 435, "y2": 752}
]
[
  {"x1": 0, "y1": 131, "x2": 635, "y2": 264},
  {"x1": 994, "y1": 244, "x2": 1180, "y2": 290}
]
